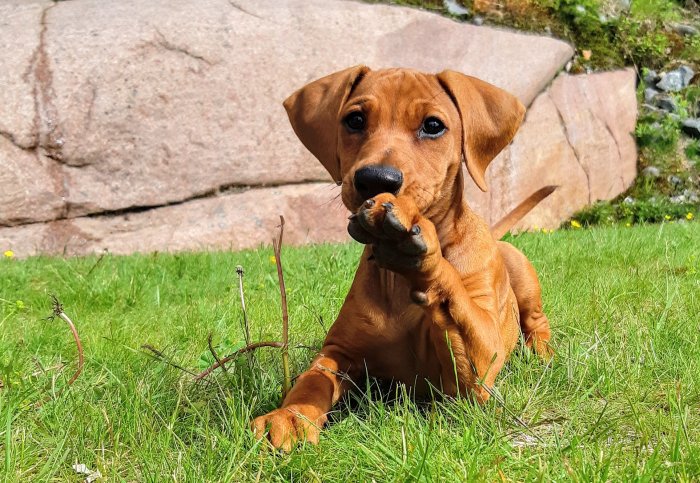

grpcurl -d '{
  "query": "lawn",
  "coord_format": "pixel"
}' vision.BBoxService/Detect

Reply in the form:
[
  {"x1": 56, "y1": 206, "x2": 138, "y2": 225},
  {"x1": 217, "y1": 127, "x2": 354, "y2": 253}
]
[{"x1": 1, "y1": 222, "x2": 699, "y2": 481}]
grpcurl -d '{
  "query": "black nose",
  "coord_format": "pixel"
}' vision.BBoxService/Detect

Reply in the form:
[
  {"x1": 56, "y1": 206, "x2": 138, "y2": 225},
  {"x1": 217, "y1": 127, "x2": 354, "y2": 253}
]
[{"x1": 353, "y1": 165, "x2": 404, "y2": 200}]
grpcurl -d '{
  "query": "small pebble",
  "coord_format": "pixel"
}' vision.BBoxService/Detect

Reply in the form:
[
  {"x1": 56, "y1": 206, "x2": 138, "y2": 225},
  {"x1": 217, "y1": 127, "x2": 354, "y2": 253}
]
[
  {"x1": 643, "y1": 70, "x2": 659, "y2": 86},
  {"x1": 644, "y1": 87, "x2": 658, "y2": 104},
  {"x1": 642, "y1": 166, "x2": 661, "y2": 178},
  {"x1": 670, "y1": 23, "x2": 699, "y2": 36},
  {"x1": 681, "y1": 118, "x2": 700, "y2": 139},
  {"x1": 668, "y1": 175, "x2": 683, "y2": 187},
  {"x1": 655, "y1": 94, "x2": 677, "y2": 113},
  {"x1": 656, "y1": 66, "x2": 695, "y2": 92},
  {"x1": 443, "y1": 0, "x2": 470, "y2": 16}
]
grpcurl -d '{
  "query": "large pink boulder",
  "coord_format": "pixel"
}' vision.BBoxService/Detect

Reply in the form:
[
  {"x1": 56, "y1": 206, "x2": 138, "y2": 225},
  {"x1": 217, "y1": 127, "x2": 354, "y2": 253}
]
[{"x1": 0, "y1": 0, "x2": 637, "y2": 257}]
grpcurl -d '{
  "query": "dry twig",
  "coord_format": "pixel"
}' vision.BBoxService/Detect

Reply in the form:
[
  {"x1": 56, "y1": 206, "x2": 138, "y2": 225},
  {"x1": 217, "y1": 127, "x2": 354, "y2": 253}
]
[
  {"x1": 194, "y1": 341, "x2": 284, "y2": 381},
  {"x1": 272, "y1": 215, "x2": 292, "y2": 398},
  {"x1": 49, "y1": 295, "x2": 84, "y2": 388},
  {"x1": 207, "y1": 332, "x2": 228, "y2": 375},
  {"x1": 35, "y1": 295, "x2": 85, "y2": 407}
]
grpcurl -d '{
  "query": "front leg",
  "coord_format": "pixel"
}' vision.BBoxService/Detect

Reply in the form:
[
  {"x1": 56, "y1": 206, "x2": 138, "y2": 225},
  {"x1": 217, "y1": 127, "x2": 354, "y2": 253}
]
[
  {"x1": 251, "y1": 347, "x2": 353, "y2": 452},
  {"x1": 348, "y1": 193, "x2": 507, "y2": 402}
]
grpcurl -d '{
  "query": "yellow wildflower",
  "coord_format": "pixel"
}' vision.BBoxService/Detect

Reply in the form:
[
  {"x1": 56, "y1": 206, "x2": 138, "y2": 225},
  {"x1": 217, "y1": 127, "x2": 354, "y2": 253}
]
[
  {"x1": 570, "y1": 220, "x2": 581, "y2": 229},
  {"x1": 664, "y1": 215, "x2": 671, "y2": 220},
  {"x1": 3, "y1": 250, "x2": 13, "y2": 258},
  {"x1": 625, "y1": 222, "x2": 631, "y2": 227},
  {"x1": 687, "y1": 212, "x2": 694, "y2": 221},
  {"x1": 269, "y1": 255, "x2": 277, "y2": 264}
]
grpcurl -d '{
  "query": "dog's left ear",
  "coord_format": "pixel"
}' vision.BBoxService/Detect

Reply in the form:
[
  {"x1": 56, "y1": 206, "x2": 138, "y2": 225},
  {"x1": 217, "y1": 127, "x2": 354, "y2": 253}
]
[
  {"x1": 284, "y1": 65, "x2": 370, "y2": 183},
  {"x1": 437, "y1": 70, "x2": 525, "y2": 192}
]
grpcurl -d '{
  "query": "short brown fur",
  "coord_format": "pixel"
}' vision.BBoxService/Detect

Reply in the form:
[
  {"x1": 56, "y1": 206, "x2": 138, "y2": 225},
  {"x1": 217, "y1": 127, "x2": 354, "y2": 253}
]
[{"x1": 253, "y1": 67, "x2": 553, "y2": 451}]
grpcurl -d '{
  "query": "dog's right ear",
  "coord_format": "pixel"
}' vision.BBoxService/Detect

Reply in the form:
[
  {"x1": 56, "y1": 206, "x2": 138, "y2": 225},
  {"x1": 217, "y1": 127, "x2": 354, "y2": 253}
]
[
  {"x1": 283, "y1": 65, "x2": 370, "y2": 183},
  {"x1": 437, "y1": 70, "x2": 525, "y2": 192}
]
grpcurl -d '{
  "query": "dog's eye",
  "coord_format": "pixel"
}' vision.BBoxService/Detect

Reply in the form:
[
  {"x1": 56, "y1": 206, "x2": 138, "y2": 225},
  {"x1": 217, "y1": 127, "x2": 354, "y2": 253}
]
[
  {"x1": 420, "y1": 117, "x2": 446, "y2": 138},
  {"x1": 344, "y1": 112, "x2": 366, "y2": 132}
]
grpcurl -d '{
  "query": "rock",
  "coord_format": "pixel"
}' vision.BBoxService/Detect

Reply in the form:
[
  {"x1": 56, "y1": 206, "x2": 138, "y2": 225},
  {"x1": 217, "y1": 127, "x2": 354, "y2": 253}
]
[
  {"x1": 656, "y1": 66, "x2": 695, "y2": 92},
  {"x1": 0, "y1": 138, "x2": 65, "y2": 226},
  {"x1": 668, "y1": 175, "x2": 683, "y2": 187},
  {"x1": 0, "y1": 0, "x2": 640, "y2": 256},
  {"x1": 0, "y1": 183, "x2": 350, "y2": 257},
  {"x1": 644, "y1": 87, "x2": 658, "y2": 103},
  {"x1": 655, "y1": 94, "x2": 677, "y2": 113},
  {"x1": 681, "y1": 118, "x2": 700, "y2": 139},
  {"x1": 670, "y1": 194, "x2": 686, "y2": 204},
  {"x1": 642, "y1": 166, "x2": 661, "y2": 178},
  {"x1": 684, "y1": 189, "x2": 699, "y2": 203},
  {"x1": 0, "y1": 0, "x2": 46, "y2": 150},
  {"x1": 470, "y1": 69, "x2": 638, "y2": 231},
  {"x1": 670, "y1": 23, "x2": 699, "y2": 36},
  {"x1": 444, "y1": 0, "x2": 470, "y2": 17},
  {"x1": 643, "y1": 70, "x2": 659, "y2": 86},
  {"x1": 468, "y1": 88, "x2": 589, "y2": 228},
  {"x1": 613, "y1": 0, "x2": 631, "y2": 11},
  {"x1": 473, "y1": 15, "x2": 484, "y2": 26},
  {"x1": 623, "y1": 196, "x2": 635, "y2": 204},
  {"x1": 545, "y1": 69, "x2": 638, "y2": 203},
  {"x1": 0, "y1": 0, "x2": 574, "y2": 227},
  {"x1": 0, "y1": 68, "x2": 639, "y2": 257}
]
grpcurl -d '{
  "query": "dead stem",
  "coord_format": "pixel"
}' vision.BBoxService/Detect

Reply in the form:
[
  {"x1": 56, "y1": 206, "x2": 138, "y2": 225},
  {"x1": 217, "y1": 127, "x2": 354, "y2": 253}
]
[
  {"x1": 49, "y1": 295, "x2": 84, "y2": 388},
  {"x1": 207, "y1": 332, "x2": 232, "y2": 383},
  {"x1": 194, "y1": 341, "x2": 285, "y2": 381},
  {"x1": 272, "y1": 215, "x2": 291, "y2": 398}
]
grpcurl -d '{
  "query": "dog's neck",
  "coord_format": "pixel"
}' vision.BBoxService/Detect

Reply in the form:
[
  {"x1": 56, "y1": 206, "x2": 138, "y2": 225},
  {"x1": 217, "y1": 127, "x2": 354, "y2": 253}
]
[
  {"x1": 427, "y1": 169, "x2": 495, "y2": 274},
  {"x1": 426, "y1": 167, "x2": 471, "y2": 244}
]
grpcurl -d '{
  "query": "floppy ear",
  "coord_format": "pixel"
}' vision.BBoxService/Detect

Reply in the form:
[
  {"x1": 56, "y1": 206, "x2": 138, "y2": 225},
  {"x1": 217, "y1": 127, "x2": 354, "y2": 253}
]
[
  {"x1": 437, "y1": 70, "x2": 525, "y2": 192},
  {"x1": 283, "y1": 65, "x2": 370, "y2": 183}
]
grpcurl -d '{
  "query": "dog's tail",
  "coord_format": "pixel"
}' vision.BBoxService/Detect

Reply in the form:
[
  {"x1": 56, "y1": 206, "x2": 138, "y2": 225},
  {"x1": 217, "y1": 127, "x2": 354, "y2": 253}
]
[{"x1": 490, "y1": 186, "x2": 558, "y2": 240}]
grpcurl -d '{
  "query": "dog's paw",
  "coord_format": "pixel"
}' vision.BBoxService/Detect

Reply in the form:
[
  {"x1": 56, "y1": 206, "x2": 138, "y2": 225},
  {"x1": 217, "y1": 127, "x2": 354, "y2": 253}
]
[
  {"x1": 251, "y1": 406, "x2": 324, "y2": 452},
  {"x1": 348, "y1": 193, "x2": 440, "y2": 274}
]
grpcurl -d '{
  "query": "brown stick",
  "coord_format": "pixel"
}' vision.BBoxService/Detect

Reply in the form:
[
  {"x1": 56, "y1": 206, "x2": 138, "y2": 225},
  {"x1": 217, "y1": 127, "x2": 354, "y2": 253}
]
[
  {"x1": 207, "y1": 332, "x2": 229, "y2": 376},
  {"x1": 272, "y1": 215, "x2": 292, "y2": 398},
  {"x1": 50, "y1": 295, "x2": 84, "y2": 388},
  {"x1": 194, "y1": 341, "x2": 284, "y2": 381}
]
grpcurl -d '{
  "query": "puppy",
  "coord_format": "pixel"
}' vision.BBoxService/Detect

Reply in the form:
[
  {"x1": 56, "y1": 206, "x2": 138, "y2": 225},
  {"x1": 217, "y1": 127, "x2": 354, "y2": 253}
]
[{"x1": 253, "y1": 66, "x2": 553, "y2": 451}]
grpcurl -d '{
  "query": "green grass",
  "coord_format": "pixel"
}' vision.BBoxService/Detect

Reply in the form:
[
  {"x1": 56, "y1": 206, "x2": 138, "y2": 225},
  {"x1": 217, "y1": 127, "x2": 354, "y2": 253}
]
[{"x1": 1, "y1": 223, "x2": 699, "y2": 481}]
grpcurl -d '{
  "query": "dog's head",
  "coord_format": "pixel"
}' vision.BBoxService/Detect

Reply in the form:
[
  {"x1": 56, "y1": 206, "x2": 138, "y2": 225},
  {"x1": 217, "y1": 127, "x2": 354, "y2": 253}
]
[{"x1": 284, "y1": 66, "x2": 525, "y2": 214}]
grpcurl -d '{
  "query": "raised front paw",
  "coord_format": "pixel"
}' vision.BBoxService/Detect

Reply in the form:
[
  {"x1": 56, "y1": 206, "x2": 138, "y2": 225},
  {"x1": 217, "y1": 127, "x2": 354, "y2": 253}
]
[
  {"x1": 251, "y1": 405, "x2": 325, "y2": 452},
  {"x1": 347, "y1": 193, "x2": 440, "y2": 274}
]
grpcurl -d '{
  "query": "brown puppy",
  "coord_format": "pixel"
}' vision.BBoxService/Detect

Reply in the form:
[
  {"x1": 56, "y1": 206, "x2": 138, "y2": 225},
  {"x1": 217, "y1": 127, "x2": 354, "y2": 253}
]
[{"x1": 252, "y1": 66, "x2": 553, "y2": 451}]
